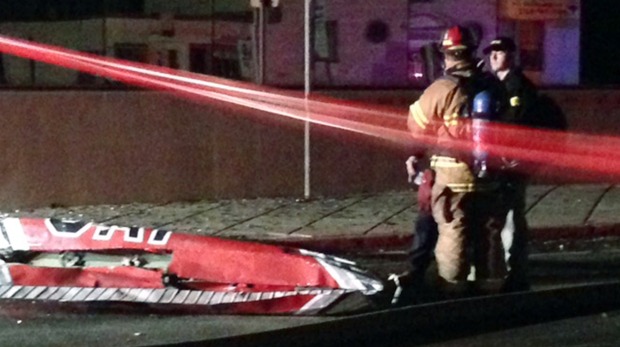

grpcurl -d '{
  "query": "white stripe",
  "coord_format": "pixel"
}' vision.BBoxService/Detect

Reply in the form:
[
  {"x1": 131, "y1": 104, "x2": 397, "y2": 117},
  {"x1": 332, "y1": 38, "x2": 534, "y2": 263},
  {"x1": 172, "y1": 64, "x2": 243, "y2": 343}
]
[
  {"x1": 0, "y1": 226, "x2": 9, "y2": 250},
  {"x1": 2, "y1": 218, "x2": 29, "y2": 251},
  {"x1": 0, "y1": 261, "x2": 12, "y2": 285},
  {"x1": 315, "y1": 258, "x2": 366, "y2": 292},
  {"x1": 300, "y1": 249, "x2": 382, "y2": 294},
  {"x1": 296, "y1": 292, "x2": 342, "y2": 315}
]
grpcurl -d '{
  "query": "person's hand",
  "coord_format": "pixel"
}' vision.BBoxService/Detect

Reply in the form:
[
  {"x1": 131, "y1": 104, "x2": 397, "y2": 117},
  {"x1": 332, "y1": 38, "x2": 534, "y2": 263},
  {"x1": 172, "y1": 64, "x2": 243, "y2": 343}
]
[
  {"x1": 501, "y1": 157, "x2": 519, "y2": 170},
  {"x1": 405, "y1": 156, "x2": 418, "y2": 183}
]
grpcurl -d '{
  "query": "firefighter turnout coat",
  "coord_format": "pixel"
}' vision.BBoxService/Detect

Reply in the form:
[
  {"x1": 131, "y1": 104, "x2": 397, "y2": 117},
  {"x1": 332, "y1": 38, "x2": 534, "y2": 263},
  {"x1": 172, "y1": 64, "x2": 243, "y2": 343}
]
[{"x1": 407, "y1": 61, "x2": 508, "y2": 289}]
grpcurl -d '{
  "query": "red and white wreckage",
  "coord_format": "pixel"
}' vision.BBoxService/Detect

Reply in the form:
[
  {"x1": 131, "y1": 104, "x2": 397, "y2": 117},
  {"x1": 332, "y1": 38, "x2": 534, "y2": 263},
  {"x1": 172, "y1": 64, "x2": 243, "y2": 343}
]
[{"x1": 0, "y1": 218, "x2": 385, "y2": 315}]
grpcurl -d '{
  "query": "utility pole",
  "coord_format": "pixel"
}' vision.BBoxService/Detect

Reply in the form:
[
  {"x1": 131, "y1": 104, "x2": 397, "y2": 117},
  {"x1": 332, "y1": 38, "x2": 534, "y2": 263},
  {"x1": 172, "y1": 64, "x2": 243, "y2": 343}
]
[
  {"x1": 251, "y1": 0, "x2": 271, "y2": 84},
  {"x1": 303, "y1": 0, "x2": 312, "y2": 200}
]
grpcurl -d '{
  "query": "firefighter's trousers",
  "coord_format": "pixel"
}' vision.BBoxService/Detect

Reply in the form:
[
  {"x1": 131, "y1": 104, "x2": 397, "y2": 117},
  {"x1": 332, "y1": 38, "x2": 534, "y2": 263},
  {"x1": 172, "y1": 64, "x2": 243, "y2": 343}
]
[{"x1": 431, "y1": 157, "x2": 507, "y2": 290}]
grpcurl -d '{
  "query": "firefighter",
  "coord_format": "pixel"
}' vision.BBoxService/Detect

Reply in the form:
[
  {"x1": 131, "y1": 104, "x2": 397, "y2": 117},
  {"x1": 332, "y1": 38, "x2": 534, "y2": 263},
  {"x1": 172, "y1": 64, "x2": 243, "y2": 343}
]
[{"x1": 408, "y1": 26, "x2": 508, "y2": 295}]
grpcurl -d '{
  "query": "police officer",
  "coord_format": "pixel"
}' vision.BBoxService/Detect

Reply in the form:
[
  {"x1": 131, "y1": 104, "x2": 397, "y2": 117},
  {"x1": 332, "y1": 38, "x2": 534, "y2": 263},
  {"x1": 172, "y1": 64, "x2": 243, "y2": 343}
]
[
  {"x1": 483, "y1": 37, "x2": 533, "y2": 292},
  {"x1": 483, "y1": 37, "x2": 566, "y2": 292},
  {"x1": 408, "y1": 26, "x2": 508, "y2": 296}
]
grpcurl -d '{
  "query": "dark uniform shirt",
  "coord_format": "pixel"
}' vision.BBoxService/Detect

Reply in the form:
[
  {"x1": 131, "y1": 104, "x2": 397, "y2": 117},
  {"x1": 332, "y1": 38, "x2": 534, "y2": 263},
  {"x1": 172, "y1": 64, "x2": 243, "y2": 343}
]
[{"x1": 499, "y1": 68, "x2": 539, "y2": 126}]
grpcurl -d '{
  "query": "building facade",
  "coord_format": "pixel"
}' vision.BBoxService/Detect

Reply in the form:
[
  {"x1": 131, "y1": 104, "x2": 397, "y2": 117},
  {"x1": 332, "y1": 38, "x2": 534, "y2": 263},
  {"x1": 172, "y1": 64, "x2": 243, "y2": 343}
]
[{"x1": 0, "y1": 0, "x2": 581, "y2": 88}]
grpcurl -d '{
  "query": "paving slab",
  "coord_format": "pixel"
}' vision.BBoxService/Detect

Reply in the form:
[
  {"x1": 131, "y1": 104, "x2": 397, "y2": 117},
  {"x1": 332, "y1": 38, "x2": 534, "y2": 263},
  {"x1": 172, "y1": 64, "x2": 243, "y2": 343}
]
[
  {"x1": 167, "y1": 198, "x2": 288, "y2": 236},
  {"x1": 527, "y1": 184, "x2": 609, "y2": 229},
  {"x1": 587, "y1": 185, "x2": 620, "y2": 226},
  {"x1": 104, "y1": 200, "x2": 224, "y2": 229},
  {"x1": 221, "y1": 196, "x2": 367, "y2": 239},
  {"x1": 292, "y1": 191, "x2": 413, "y2": 237},
  {"x1": 1, "y1": 203, "x2": 156, "y2": 223},
  {"x1": 525, "y1": 185, "x2": 557, "y2": 211},
  {"x1": 365, "y1": 204, "x2": 416, "y2": 237}
]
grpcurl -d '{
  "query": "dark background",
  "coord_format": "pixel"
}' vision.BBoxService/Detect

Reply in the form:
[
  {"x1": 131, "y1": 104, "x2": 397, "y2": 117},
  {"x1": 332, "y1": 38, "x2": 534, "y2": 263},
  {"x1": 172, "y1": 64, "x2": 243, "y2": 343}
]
[{"x1": 581, "y1": 0, "x2": 620, "y2": 85}]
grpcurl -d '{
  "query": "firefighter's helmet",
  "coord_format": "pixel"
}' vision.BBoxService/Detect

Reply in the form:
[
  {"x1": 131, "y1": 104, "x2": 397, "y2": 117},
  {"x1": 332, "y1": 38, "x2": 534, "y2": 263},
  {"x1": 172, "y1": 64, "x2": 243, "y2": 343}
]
[{"x1": 440, "y1": 26, "x2": 477, "y2": 52}]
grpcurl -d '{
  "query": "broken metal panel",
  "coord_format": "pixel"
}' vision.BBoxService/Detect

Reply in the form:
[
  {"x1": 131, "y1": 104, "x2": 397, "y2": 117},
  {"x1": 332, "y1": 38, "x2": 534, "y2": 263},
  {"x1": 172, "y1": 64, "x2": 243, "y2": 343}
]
[
  {"x1": 0, "y1": 284, "x2": 346, "y2": 314},
  {"x1": 0, "y1": 217, "x2": 385, "y2": 314}
]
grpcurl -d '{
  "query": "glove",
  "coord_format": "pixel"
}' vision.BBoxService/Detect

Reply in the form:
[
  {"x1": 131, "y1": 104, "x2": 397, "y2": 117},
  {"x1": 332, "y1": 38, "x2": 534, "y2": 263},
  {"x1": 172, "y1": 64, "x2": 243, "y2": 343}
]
[{"x1": 405, "y1": 156, "x2": 418, "y2": 184}]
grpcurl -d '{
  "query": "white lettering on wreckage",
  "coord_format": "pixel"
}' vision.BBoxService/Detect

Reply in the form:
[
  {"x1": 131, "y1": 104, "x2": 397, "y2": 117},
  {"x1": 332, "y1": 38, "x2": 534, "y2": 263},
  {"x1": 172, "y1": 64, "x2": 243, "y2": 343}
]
[
  {"x1": 92, "y1": 224, "x2": 172, "y2": 245},
  {"x1": 0, "y1": 218, "x2": 172, "y2": 250}
]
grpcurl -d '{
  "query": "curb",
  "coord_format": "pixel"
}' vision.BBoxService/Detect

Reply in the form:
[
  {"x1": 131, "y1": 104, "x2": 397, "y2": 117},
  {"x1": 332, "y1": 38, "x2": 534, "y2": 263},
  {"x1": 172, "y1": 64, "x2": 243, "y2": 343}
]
[
  {"x1": 188, "y1": 281, "x2": 620, "y2": 347},
  {"x1": 267, "y1": 224, "x2": 620, "y2": 256}
]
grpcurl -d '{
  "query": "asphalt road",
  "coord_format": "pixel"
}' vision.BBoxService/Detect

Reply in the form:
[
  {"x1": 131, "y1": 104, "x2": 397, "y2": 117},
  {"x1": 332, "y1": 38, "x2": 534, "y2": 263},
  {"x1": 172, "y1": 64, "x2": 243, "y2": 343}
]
[
  {"x1": 0, "y1": 306, "x2": 332, "y2": 347},
  {"x1": 417, "y1": 311, "x2": 620, "y2": 347},
  {"x1": 2, "y1": 244, "x2": 620, "y2": 346}
]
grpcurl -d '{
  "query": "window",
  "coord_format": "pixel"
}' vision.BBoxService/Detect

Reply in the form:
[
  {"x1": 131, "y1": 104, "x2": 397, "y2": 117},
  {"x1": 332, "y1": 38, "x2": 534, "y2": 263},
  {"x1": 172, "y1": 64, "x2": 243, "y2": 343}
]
[
  {"x1": 114, "y1": 43, "x2": 148, "y2": 63},
  {"x1": 189, "y1": 43, "x2": 241, "y2": 79}
]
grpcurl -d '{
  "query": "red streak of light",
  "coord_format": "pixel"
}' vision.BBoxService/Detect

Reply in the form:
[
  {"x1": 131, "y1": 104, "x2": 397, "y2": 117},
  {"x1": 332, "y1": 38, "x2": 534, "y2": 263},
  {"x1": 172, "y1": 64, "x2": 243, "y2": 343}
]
[
  {"x1": 0, "y1": 35, "x2": 618, "y2": 182},
  {"x1": 0, "y1": 36, "x2": 409, "y2": 142}
]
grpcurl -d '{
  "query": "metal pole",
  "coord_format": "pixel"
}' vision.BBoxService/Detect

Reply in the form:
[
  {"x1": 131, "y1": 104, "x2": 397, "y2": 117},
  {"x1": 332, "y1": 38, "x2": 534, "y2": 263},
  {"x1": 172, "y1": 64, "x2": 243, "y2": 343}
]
[
  {"x1": 252, "y1": 8, "x2": 259, "y2": 83},
  {"x1": 211, "y1": 0, "x2": 216, "y2": 75},
  {"x1": 101, "y1": 0, "x2": 107, "y2": 56},
  {"x1": 303, "y1": 0, "x2": 312, "y2": 200},
  {"x1": 258, "y1": 4, "x2": 265, "y2": 84}
]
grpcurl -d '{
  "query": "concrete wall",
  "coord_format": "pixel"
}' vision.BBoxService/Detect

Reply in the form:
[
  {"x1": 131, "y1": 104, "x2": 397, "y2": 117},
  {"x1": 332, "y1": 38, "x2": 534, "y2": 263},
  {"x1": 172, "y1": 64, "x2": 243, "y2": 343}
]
[
  {"x1": 0, "y1": 90, "x2": 406, "y2": 209},
  {"x1": 0, "y1": 88, "x2": 617, "y2": 209}
]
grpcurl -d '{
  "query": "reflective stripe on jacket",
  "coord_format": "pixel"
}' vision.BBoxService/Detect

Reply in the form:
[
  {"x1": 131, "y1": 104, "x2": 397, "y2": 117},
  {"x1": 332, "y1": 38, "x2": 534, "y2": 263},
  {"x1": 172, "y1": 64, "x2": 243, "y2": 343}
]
[{"x1": 408, "y1": 77, "x2": 466, "y2": 137}]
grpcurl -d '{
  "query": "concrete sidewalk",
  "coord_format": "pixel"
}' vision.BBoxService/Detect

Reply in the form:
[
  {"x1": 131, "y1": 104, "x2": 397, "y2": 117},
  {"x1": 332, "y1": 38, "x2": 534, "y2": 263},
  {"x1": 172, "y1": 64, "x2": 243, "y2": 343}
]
[{"x1": 3, "y1": 184, "x2": 620, "y2": 254}]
